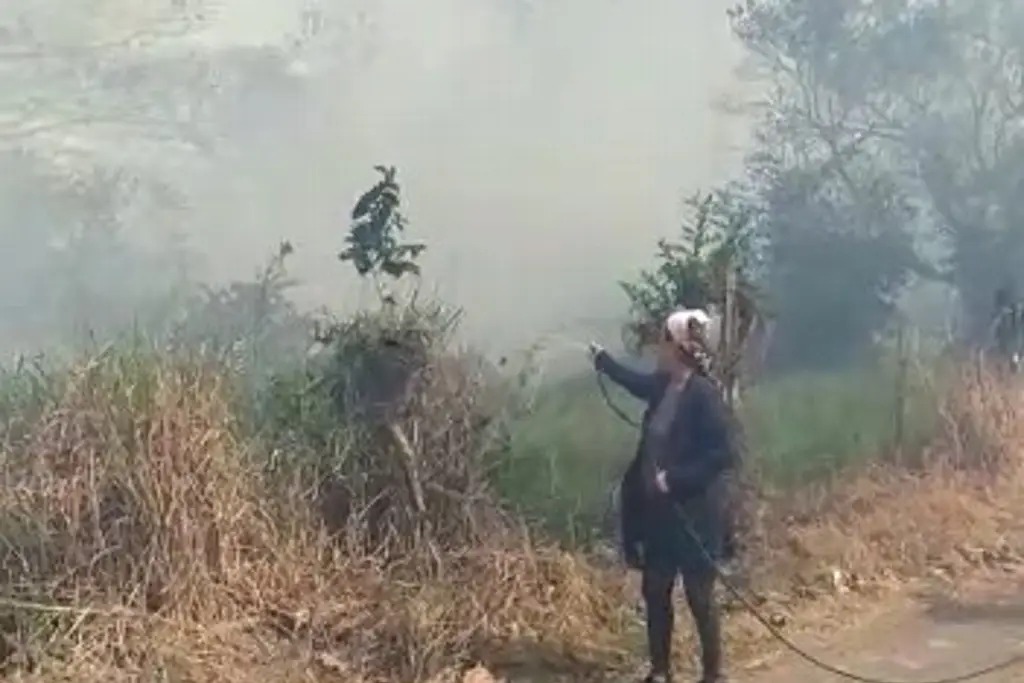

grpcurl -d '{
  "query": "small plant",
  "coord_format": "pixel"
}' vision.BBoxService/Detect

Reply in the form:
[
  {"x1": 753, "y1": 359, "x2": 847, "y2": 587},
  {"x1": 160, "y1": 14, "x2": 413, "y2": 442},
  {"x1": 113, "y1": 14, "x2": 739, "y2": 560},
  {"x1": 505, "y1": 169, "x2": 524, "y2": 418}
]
[
  {"x1": 339, "y1": 165, "x2": 426, "y2": 300},
  {"x1": 620, "y1": 190, "x2": 766, "y2": 377},
  {"x1": 319, "y1": 165, "x2": 438, "y2": 423},
  {"x1": 168, "y1": 240, "x2": 309, "y2": 374}
]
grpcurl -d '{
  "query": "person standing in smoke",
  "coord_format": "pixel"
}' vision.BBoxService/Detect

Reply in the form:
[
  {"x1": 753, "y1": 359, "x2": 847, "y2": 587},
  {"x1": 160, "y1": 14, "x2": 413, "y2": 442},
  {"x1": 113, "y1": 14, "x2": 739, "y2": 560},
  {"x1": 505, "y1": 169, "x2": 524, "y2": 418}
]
[{"x1": 589, "y1": 309, "x2": 736, "y2": 683}]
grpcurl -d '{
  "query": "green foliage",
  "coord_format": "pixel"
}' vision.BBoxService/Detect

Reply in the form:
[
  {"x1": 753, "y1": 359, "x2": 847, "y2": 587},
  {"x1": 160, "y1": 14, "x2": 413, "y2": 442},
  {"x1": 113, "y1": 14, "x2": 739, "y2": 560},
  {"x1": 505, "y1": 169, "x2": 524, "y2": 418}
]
[
  {"x1": 619, "y1": 189, "x2": 762, "y2": 351},
  {"x1": 695, "y1": 0, "x2": 963, "y2": 370},
  {"x1": 741, "y1": 357, "x2": 942, "y2": 486},
  {"x1": 760, "y1": 163, "x2": 923, "y2": 370},
  {"x1": 495, "y1": 373, "x2": 639, "y2": 544},
  {"x1": 0, "y1": 354, "x2": 60, "y2": 449},
  {"x1": 169, "y1": 241, "x2": 309, "y2": 367},
  {"x1": 339, "y1": 166, "x2": 426, "y2": 283},
  {"x1": 730, "y1": 0, "x2": 1024, "y2": 340}
]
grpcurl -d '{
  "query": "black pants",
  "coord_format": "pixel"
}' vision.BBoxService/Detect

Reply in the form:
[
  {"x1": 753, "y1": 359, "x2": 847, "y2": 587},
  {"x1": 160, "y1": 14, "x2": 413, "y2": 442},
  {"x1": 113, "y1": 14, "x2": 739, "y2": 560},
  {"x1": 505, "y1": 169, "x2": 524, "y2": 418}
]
[{"x1": 642, "y1": 567, "x2": 722, "y2": 681}]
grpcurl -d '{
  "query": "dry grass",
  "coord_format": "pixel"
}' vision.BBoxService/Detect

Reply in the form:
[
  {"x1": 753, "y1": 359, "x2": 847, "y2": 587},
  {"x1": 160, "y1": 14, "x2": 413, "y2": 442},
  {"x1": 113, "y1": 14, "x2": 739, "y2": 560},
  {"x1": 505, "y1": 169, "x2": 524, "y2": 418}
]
[
  {"x1": 0, "y1": 352, "x2": 1022, "y2": 682},
  {"x1": 708, "y1": 364, "x2": 1024, "y2": 672},
  {"x1": 0, "y1": 350, "x2": 635, "y2": 682},
  {"x1": 757, "y1": 364, "x2": 1024, "y2": 589}
]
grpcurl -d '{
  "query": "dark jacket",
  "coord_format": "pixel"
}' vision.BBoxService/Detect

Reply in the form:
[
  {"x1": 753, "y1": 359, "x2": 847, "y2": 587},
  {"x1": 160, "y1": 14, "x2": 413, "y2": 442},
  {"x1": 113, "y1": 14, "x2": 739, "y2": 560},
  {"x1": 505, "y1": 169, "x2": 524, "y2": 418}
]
[{"x1": 595, "y1": 350, "x2": 736, "y2": 575}]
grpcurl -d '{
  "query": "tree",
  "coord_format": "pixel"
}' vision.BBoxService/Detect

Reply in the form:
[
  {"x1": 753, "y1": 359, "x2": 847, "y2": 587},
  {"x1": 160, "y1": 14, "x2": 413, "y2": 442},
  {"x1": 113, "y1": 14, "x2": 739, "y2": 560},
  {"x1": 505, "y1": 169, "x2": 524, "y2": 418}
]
[
  {"x1": 730, "y1": 0, "x2": 1024, "y2": 340},
  {"x1": 620, "y1": 188, "x2": 768, "y2": 390},
  {"x1": 758, "y1": 162, "x2": 921, "y2": 369}
]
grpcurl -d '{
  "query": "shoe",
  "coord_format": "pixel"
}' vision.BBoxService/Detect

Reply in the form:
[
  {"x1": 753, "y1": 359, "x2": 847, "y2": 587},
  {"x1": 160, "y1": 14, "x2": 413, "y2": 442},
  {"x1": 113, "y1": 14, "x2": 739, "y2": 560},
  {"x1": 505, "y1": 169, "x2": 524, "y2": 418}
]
[{"x1": 642, "y1": 671, "x2": 672, "y2": 683}]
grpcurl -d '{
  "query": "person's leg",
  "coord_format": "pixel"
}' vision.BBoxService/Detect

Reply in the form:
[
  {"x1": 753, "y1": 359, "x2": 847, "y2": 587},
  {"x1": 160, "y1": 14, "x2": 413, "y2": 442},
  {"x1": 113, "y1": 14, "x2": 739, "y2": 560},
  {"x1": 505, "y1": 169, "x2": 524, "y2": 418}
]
[
  {"x1": 641, "y1": 566, "x2": 676, "y2": 680},
  {"x1": 682, "y1": 571, "x2": 724, "y2": 682}
]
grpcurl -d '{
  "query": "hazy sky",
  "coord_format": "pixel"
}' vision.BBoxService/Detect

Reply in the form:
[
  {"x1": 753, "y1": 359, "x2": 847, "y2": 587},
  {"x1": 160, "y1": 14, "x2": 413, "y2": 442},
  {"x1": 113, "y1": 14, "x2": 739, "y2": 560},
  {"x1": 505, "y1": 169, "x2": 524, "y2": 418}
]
[{"x1": 183, "y1": 0, "x2": 752, "y2": 356}]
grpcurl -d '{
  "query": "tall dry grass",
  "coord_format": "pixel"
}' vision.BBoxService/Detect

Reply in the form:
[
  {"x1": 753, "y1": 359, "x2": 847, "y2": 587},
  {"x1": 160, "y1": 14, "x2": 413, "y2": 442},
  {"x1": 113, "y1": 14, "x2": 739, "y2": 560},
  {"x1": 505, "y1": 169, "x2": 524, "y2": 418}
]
[
  {"x1": 0, "y1": 349, "x2": 635, "y2": 682},
  {"x1": 738, "y1": 363, "x2": 1024, "y2": 611},
  {"x1": 0, "y1": 349, "x2": 1021, "y2": 682}
]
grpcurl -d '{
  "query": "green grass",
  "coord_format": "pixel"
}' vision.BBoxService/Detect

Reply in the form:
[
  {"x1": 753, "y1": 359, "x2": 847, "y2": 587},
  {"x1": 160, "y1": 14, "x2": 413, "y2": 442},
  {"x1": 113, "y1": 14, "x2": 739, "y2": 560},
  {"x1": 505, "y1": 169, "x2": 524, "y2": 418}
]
[
  {"x1": 493, "y1": 373, "x2": 639, "y2": 544},
  {"x1": 497, "y1": 356, "x2": 944, "y2": 543},
  {"x1": 740, "y1": 359, "x2": 942, "y2": 486}
]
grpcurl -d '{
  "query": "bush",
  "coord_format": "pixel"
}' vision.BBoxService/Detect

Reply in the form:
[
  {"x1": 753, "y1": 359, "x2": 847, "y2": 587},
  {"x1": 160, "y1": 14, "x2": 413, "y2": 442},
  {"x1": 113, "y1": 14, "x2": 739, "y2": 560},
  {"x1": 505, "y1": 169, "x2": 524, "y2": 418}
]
[
  {"x1": 164, "y1": 241, "x2": 313, "y2": 389},
  {"x1": 305, "y1": 301, "x2": 512, "y2": 552}
]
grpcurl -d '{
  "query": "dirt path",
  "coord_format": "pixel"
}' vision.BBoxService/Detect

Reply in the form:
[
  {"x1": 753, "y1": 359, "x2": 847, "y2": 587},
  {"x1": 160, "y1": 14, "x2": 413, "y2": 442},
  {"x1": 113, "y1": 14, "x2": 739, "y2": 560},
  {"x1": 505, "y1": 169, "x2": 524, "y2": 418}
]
[{"x1": 745, "y1": 569, "x2": 1024, "y2": 683}]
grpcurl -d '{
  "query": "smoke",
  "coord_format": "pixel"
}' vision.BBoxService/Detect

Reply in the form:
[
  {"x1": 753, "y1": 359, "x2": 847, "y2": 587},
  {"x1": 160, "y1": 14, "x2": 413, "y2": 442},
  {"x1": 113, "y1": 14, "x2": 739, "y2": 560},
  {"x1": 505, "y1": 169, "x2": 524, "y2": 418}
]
[
  {"x1": 179, "y1": 0, "x2": 752, "y2": 355},
  {"x1": 0, "y1": 1, "x2": 751, "y2": 358}
]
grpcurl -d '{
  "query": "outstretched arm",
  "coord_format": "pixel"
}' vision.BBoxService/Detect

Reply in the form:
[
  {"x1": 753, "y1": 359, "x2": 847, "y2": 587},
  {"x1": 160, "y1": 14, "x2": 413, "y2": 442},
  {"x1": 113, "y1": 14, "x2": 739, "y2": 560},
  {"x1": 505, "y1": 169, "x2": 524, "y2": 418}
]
[
  {"x1": 593, "y1": 349, "x2": 656, "y2": 401},
  {"x1": 665, "y1": 380, "x2": 735, "y2": 499}
]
